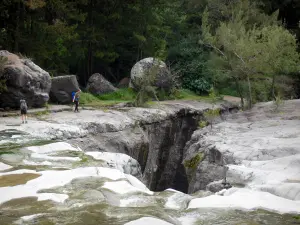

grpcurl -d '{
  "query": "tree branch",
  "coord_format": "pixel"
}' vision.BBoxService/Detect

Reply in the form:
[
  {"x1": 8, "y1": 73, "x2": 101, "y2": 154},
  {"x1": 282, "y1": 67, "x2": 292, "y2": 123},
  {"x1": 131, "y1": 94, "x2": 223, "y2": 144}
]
[{"x1": 204, "y1": 43, "x2": 228, "y2": 60}]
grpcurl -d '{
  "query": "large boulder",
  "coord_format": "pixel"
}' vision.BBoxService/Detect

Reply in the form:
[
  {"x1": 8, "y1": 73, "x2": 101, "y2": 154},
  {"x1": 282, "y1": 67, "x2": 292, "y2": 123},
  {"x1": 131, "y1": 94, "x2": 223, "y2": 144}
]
[
  {"x1": 50, "y1": 75, "x2": 80, "y2": 104},
  {"x1": 0, "y1": 50, "x2": 51, "y2": 108},
  {"x1": 118, "y1": 77, "x2": 130, "y2": 88},
  {"x1": 86, "y1": 73, "x2": 117, "y2": 95},
  {"x1": 130, "y1": 57, "x2": 172, "y2": 90}
]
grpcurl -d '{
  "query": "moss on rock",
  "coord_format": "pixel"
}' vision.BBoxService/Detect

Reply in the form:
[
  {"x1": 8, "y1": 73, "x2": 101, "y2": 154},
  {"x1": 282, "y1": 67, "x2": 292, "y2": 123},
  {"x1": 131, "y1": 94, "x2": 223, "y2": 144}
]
[{"x1": 184, "y1": 153, "x2": 204, "y2": 169}]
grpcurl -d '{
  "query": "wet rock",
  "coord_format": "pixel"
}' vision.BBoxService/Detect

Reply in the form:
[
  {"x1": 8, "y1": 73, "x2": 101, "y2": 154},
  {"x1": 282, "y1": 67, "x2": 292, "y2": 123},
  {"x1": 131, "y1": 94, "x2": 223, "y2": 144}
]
[
  {"x1": 124, "y1": 217, "x2": 173, "y2": 225},
  {"x1": 206, "y1": 180, "x2": 232, "y2": 193},
  {"x1": 86, "y1": 152, "x2": 142, "y2": 178},
  {"x1": 82, "y1": 190, "x2": 105, "y2": 201},
  {"x1": 0, "y1": 100, "x2": 237, "y2": 193}
]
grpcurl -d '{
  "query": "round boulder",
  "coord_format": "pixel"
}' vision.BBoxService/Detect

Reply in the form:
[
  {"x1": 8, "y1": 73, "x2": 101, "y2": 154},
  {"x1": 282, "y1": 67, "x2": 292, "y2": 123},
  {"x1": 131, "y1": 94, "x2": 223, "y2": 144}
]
[
  {"x1": 130, "y1": 57, "x2": 172, "y2": 90},
  {"x1": 0, "y1": 50, "x2": 51, "y2": 108},
  {"x1": 86, "y1": 73, "x2": 117, "y2": 95},
  {"x1": 50, "y1": 75, "x2": 80, "y2": 104}
]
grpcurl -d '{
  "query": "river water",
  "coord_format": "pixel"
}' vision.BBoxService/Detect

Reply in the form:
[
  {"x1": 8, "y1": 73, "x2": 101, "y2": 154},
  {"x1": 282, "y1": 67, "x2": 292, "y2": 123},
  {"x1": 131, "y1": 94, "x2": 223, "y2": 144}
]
[{"x1": 0, "y1": 130, "x2": 299, "y2": 225}]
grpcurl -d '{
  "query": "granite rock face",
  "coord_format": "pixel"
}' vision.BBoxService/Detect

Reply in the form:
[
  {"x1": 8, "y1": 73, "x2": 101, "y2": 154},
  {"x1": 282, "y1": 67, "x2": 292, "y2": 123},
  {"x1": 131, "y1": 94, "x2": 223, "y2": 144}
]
[
  {"x1": 50, "y1": 75, "x2": 80, "y2": 104},
  {"x1": 0, "y1": 50, "x2": 51, "y2": 108},
  {"x1": 0, "y1": 100, "x2": 234, "y2": 193},
  {"x1": 86, "y1": 73, "x2": 117, "y2": 95},
  {"x1": 130, "y1": 57, "x2": 172, "y2": 90},
  {"x1": 183, "y1": 100, "x2": 300, "y2": 201}
]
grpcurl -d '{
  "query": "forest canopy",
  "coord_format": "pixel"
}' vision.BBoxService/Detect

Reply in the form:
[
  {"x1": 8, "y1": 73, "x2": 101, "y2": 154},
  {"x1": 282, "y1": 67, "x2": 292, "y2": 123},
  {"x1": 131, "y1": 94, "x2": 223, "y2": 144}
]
[{"x1": 0, "y1": 0, "x2": 299, "y2": 104}]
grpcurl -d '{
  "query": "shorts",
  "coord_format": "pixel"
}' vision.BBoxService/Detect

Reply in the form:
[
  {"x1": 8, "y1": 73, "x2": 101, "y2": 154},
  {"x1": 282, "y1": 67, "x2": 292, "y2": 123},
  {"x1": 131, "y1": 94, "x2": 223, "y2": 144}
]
[{"x1": 21, "y1": 109, "x2": 27, "y2": 115}]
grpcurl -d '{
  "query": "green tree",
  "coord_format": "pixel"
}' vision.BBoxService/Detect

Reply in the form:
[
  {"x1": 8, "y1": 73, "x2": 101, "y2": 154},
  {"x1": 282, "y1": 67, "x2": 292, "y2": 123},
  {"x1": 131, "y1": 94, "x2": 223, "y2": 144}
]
[{"x1": 202, "y1": 0, "x2": 300, "y2": 108}]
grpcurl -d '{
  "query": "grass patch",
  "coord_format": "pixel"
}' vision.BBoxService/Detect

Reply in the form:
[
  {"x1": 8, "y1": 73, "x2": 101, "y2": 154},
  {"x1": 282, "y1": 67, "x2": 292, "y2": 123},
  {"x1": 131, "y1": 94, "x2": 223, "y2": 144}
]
[
  {"x1": 171, "y1": 89, "x2": 223, "y2": 102},
  {"x1": 79, "y1": 92, "x2": 130, "y2": 107},
  {"x1": 79, "y1": 88, "x2": 221, "y2": 107},
  {"x1": 172, "y1": 89, "x2": 203, "y2": 100},
  {"x1": 98, "y1": 88, "x2": 136, "y2": 101}
]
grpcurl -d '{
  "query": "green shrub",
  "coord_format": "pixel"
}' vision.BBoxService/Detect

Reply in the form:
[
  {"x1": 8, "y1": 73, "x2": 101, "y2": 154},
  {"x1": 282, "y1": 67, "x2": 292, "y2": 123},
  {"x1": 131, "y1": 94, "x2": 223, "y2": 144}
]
[
  {"x1": 133, "y1": 63, "x2": 160, "y2": 106},
  {"x1": 168, "y1": 36, "x2": 213, "y2": 95},
  {"x1": 273, "y1": 94, "x2": 284, "y2": 112},
  {"x1": 293, "y1": 215, "x2": 300, "y2": 220},
  {"x1": 183, "y1": 76, "x2": 211, "y2": 94},
  {"x1": 218, "y1": 86, "x2": 239, "y2": 97},
  {"x1": 251, "y1": 80, "x2": 270, "y2": 103},
  {"x1": 204, "y1": 108, "x2": 220, "y2": 129},
  {"x1": 198, "y1": 120, "x2": 208, "y2": 128}
]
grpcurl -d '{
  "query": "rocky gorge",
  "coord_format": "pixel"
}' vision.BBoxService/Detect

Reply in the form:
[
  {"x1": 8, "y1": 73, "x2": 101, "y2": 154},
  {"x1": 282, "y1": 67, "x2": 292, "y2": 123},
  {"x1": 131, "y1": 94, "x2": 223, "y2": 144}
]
[{"x1": 0, "y1": 99, "x2": 300, "y2": 224}]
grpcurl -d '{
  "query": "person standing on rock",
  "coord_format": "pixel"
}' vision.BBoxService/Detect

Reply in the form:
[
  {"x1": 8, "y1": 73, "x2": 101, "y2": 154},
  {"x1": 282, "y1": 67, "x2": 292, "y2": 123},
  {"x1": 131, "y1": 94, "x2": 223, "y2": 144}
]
[
  {"x1": 20, "y1": 99, "x2": 28, "y2": 123},
  {"x1": 72, "y1": 89, "x2": 81, "y2": 112}
]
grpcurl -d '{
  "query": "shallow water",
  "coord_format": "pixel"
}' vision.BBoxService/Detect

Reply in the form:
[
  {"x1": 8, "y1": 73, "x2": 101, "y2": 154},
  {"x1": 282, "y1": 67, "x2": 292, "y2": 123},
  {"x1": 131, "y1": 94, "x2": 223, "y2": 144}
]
[{"x1": 0, "y1": 133, "x2": 299, "y2": 225}]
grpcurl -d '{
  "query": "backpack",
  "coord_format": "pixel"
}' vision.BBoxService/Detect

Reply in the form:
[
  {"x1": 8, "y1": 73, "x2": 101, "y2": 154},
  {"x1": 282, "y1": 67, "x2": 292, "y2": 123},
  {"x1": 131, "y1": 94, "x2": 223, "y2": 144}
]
[
  {"x1": 20, "y1": 100, "x2": 27, "y2": 110},
  {"x1": 71, "y1": 91, "x2": 76, "y2": 100}
]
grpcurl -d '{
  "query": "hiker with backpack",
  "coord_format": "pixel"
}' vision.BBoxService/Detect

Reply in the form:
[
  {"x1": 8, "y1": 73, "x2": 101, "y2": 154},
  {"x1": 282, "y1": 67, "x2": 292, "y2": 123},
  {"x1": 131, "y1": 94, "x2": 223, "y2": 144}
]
[
  {"x1": 72, "y1": 89, "x2": 81, "y2": 112},
  {"x1": 20, "y1": 99, "x2": 28, "y2": 123}
]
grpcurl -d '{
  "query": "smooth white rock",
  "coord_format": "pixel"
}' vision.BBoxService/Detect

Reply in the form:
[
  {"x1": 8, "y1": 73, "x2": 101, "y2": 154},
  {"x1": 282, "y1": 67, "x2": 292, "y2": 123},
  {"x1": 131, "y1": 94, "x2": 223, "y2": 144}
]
[
  {"x1": 0, "y1": 162, "x2": 12, "y2": 171},
  {"x1": 124, "y1": 217, "x2": 173, "y2": 225},
  {"x1": 188, "y1": 188, "x2": 300, "y2": 214}
]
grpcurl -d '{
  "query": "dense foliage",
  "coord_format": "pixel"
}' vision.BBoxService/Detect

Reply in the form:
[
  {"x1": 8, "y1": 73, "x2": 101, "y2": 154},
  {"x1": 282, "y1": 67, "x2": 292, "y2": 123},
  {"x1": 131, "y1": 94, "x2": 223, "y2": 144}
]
[{"x1": 0, "y1": 0, "x2": 299, "y2": 105}]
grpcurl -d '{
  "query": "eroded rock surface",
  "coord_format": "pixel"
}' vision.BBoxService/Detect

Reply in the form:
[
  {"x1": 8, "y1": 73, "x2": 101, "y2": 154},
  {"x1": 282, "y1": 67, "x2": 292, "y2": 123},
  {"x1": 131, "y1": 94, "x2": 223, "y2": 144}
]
[
  {"x1": 1, "y1": 100, "x2": 300, "y2": 223},
  {"x1": 184, "y1": 100, "x2": 300, "y2": 202},
  {"x1": 0, "y1": 100, "x2": 234, "y2": 193}
]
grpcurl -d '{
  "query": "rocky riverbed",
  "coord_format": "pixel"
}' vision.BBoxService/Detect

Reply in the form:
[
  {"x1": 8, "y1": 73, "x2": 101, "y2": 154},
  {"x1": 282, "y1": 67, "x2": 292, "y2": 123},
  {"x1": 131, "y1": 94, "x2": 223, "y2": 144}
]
[{"x1": 0, "y1": 100, "x2": 299, "y2": 225}]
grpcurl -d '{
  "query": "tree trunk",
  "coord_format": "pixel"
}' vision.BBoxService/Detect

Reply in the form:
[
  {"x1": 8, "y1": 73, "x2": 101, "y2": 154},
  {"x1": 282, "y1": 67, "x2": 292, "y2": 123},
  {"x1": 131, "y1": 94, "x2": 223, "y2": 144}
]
[
  {"x1": 14, "y1": 0, "x2": 21, "y2": 52},
  {"x1": 87, "y1": 41, "x2": 92, "y2": 83},
  {"x1": 247, "y1": 75, "x2": 252, "y2": 109},
  {"x1": 234, "y1": 78, "x2": 244, "y2": 109},
  {"x1": 86, "y1": 0, "x2": 94, "y2": 85},
  {"x1": 270, "y1": 74, "x2": 276, "y2": 100}
]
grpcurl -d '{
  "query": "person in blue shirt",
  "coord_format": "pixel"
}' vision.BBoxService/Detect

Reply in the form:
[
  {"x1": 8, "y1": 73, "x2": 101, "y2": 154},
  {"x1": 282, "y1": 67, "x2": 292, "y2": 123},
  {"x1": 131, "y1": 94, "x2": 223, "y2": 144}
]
[{"x1": 72, "y1": 89, "x2": 81, "y2": 112}]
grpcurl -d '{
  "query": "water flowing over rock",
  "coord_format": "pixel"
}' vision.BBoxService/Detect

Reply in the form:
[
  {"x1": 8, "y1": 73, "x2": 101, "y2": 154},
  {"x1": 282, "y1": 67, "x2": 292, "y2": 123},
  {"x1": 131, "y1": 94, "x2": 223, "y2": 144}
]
[
  {"x1": 50, "y1": 75, "x2": 80, "y2": 103},
  {"x1": 1, "y1": 100, "x2": 300, "y2": 224},
  {"x1": 124, "y1": 217, "x2": 173, "y2": 225},
  {"x1": 86, "y1": 73, "x2": 117, "y2": 95},
  {"x1": 0, "y1": 50, "x2": 51, "y2": 108}
]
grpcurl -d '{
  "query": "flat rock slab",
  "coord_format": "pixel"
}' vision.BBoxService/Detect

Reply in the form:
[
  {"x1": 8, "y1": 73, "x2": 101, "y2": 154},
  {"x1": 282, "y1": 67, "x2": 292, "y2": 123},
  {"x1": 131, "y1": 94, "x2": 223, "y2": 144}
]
[
  {"x1": 0, "y1": 100, "x2": 222, "y2": 140},
  {"x1": 0, "y1": 105, "x2": 72, "y2": 117},
  {"x1": 184, "y1": 99, "x2": 300, "y2": 213}
]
